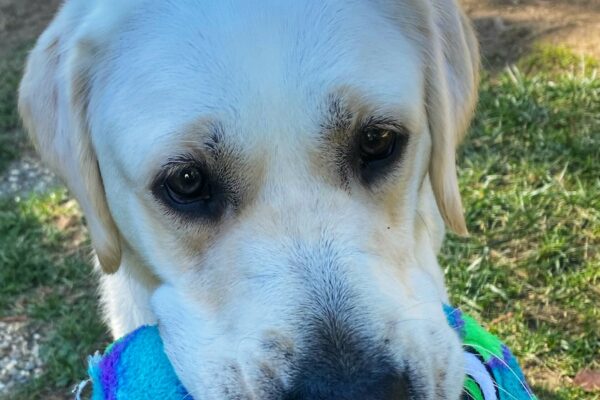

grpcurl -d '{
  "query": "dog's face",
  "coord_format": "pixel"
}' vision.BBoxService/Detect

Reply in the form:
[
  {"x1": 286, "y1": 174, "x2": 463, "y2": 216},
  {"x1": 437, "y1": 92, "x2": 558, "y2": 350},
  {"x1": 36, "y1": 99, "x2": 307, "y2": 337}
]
[{"x1": 20, "y1": 0, "x2": 479, "y2": 398}]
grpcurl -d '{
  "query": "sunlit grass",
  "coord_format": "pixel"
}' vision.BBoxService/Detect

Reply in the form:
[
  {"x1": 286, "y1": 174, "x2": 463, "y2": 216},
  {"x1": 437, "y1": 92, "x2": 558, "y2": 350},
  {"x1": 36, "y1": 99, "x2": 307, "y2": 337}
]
[{"x1": 443, "y1": 57, "x2": 600, "y2": 399}]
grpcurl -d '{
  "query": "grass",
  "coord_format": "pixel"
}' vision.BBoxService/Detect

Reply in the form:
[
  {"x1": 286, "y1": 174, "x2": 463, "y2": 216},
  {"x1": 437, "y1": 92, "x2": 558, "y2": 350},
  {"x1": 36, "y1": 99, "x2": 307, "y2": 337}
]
[
  {"x1": 0, "y1": 45, "x2": 32, "y2": 173},
  {"x1": 442, "y1": 58, "x2": 600, "y2": 398},
  {"x1": 0, "y1": 191, "x2": 109, "y2": 399},
  {"x1": 0, "y1": 46, "x2": 598, "y2": 399},
  {"x1": 517, "y1": 44, "x2": 599, "y2": 77}
]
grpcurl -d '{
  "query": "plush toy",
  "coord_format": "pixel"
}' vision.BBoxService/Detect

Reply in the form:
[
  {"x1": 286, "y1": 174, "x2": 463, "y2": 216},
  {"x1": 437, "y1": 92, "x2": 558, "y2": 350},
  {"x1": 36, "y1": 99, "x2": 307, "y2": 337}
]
[
  {"x1": 443, "y1": 305, "x2": 537, "y2": 400},
  {"x1": 77, "y1": 305, "x2": 537, "y2": 400}
]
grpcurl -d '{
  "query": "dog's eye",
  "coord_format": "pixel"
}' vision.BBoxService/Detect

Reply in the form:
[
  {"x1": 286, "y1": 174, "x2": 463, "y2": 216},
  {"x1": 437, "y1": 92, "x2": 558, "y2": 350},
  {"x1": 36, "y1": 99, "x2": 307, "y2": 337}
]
[
  {"x1": 356, "y1": 125, "x2": 409, "y2": 184},
  {"x1": 164, "y1": 165, "x2": 209, "y2": 204},
  {"x1": 152, "y1": 161, "x2": 228, "y2": 221},
  {"x1": 360, "y1": 128, "x2": 396, "y2": 161}
]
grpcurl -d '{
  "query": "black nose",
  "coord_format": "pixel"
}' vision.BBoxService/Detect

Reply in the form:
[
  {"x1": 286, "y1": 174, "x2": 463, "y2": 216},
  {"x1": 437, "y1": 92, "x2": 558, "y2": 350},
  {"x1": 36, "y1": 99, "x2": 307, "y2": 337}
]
[
  {"x1": 284, "y1": 367, "x2": 411, "y2": 400},
  {"x1": 283, "y1": 320, "x2": 411, "y2": 400},
  {"x1": 283, "y1": 250, "x2": 413, "y2": 399}
]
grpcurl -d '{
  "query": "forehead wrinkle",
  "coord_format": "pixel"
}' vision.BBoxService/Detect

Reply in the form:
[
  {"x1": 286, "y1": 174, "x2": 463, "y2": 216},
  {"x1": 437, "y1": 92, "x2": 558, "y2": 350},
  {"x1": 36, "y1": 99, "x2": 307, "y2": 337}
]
[
  {"x1": 143, "y1": 118, "x2": 242, "y2": 183},
  {"x1": 323, "y1": 88, "x2": 420, "y2": 139},
  {"x1": 141, "y1": 118, "x2": 214, "y2": 183}
]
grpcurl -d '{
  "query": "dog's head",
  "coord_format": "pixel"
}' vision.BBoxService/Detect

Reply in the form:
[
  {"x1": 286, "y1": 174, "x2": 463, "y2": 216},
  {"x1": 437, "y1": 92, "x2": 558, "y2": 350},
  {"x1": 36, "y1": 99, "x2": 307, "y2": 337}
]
[{"x1": 20, "y1": 0, "x2": 478, "y2": 398}]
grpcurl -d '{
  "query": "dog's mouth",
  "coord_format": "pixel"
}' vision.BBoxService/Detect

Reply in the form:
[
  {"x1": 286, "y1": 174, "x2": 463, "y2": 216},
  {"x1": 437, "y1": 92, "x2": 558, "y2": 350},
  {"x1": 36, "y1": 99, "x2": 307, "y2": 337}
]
[{"x1": 148, "y1": 284, "x2": 466, "y2": 400}]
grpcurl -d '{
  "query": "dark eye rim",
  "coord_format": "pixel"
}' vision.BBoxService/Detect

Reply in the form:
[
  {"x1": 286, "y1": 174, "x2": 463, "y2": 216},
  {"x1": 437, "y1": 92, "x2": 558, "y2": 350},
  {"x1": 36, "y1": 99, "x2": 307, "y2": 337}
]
[
  {"x1": 151, "y1": 159, "x2": 227, "y2": 220},
  {"x1": 353, "y1": 121, "x2": 410, "y2": 184}
]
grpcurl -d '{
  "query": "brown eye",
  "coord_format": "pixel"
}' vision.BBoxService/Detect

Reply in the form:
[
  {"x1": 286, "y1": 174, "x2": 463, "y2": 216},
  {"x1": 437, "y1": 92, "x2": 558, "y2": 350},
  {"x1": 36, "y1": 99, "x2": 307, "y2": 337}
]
[
  {"x1": 360, "y1": 129, "x2": 396, "y2": 161},
  {"x1": 164, "y1": 165, "x2": 208, "y2": 203},
  {"x1": 353, "y1": 123, "x2": 409, "y2": 184}
]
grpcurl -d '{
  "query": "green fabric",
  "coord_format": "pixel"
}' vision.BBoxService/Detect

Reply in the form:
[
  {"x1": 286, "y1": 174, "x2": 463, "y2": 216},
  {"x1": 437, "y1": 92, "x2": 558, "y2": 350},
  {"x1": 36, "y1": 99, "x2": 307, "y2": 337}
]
[
  {"x1": 463, "y1": 376, "x2": 484, "y2": 400},
  {"x1": 444, "y1": 305, "x2": 537, "y2": 400}
]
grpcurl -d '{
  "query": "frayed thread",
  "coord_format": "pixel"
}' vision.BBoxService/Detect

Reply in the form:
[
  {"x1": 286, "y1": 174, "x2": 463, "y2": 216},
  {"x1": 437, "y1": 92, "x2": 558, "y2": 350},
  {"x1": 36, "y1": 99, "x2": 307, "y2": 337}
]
[{"x1": 73, "y1": 378, "x2": 91, "y2": 400}]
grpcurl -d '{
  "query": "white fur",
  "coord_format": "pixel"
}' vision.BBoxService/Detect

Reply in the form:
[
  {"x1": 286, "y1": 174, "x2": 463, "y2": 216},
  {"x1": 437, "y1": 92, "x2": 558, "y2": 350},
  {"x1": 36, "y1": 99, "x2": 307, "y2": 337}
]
[{"x1": 20, "y1": 0, "x2": 478, "y2": 398}]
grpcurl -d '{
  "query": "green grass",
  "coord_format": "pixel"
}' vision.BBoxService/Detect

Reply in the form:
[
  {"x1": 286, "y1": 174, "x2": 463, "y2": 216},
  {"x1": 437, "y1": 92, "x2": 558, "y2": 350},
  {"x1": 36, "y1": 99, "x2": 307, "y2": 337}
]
[
  {"x1": 0, "y1": 45, "x2": 32, "y2": 173},
  {"x1": 0, "y1": 45, "x2": 598, "y2": 399},
  {"x1": 0, "y1": 190, "x2": 109, "y2": 399},
  {"x1": 517, "y1": 44, "x2": 599, "y2": 77},
  {"x1": 443, "y1": 62, "x2": 599, "y2": 398},
  {"x1": 0, "y1": 46, "x2": 27, "y2": 132}
]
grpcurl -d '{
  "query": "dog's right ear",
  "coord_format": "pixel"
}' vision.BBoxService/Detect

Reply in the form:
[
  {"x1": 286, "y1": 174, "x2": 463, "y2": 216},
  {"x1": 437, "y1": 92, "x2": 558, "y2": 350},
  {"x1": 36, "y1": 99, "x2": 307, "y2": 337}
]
[
  {"x1": 424, "y1": 0, "x2": 480, "y2": 236},
  {"x1": 19, "y1": 3, "x2": 122, "y2": 273}
]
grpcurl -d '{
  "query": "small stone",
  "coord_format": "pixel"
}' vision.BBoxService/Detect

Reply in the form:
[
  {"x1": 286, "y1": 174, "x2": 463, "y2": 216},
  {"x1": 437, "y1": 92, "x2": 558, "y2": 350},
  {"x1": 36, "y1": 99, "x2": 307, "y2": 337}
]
[
  {"x1": 4, "y1": 359, "x2": 17, "y2": 371},
  {"x1": 0, "y1": 320, "x2": 47, "y2": 395}
]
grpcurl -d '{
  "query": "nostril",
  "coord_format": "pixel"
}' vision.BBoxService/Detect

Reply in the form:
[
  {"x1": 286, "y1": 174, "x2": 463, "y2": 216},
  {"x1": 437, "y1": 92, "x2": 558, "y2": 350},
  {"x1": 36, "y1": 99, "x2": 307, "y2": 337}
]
[{"x1": 284, "y1": 369, "x2": 411, "y2": 400}]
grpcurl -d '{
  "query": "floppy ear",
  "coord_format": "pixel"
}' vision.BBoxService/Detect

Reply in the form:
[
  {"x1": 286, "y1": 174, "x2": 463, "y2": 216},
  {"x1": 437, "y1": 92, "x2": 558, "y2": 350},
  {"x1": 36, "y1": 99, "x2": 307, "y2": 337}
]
[
  {"x1": 425, "y1": 0, "x2": 479, "y2": 235},
  {"x1": 19, "y1": 4, "x2": 122, "y2": 273}
]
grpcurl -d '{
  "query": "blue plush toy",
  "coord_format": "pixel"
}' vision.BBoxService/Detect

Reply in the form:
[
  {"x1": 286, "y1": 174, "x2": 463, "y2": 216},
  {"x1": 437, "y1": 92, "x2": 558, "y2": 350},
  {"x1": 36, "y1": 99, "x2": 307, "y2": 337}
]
[{"x1": 77, "y1": 305, "x2": 536, "y2": 400}]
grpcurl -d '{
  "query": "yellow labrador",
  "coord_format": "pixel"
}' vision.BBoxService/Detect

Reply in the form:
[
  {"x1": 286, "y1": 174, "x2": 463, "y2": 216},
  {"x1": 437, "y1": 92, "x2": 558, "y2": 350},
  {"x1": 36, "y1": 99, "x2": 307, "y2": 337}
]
[{"x1": 19, "y1": 0, "x2": 478, "y2": 398}]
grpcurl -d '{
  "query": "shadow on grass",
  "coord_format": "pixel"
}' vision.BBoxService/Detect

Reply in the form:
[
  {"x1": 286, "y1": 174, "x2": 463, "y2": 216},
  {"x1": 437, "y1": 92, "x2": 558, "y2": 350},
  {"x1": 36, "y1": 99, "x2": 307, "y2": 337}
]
[
  {"x1": 532, "y1": 386, "x2": 570, "y2": 400},
  {"x1": 0, "y1": 44, "x2": 34, "y2": 175}
]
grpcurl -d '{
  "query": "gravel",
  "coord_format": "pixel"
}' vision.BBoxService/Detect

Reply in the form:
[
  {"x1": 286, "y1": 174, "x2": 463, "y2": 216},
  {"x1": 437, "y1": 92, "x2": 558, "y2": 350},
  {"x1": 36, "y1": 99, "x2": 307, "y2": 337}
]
[
  {"x1": 0, "y1": 155, "x2": 61, "y2": 198},
  {"x1": 0, "y1": 154, "x2": 58, "y2": 396},
  {"x1": 0, "y1": 320, "x2": 45, "y2": 394}
]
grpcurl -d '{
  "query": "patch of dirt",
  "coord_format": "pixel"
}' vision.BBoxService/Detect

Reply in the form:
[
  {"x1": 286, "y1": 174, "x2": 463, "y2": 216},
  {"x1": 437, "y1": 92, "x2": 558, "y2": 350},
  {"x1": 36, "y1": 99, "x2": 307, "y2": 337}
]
[
  {"x1": 0, "y1": 0, "x2": 62, "y2": 57},
  {"x1": 0, "y1": 155, "x2": 61, "y2": 199},
  {"x1": 459, "y1": 0, "x2": 600, "y2": 69}
]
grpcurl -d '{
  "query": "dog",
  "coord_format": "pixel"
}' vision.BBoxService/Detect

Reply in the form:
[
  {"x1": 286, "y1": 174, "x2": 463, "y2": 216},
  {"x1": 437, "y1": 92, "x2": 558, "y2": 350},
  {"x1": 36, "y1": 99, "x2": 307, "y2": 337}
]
[{"x1": 19, "y1": 0, "x2": 479, "y2": 398}]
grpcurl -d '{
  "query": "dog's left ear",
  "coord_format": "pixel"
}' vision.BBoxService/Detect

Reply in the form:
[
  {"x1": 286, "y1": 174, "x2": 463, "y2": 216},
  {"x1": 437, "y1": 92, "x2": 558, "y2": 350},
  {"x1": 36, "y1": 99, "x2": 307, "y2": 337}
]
[
  {"x1": 18, "y1": 2, "x2": 137, "y2": 273},
  {"x1": 425, "y1": 0, "x2": 480, "y2": 236}
]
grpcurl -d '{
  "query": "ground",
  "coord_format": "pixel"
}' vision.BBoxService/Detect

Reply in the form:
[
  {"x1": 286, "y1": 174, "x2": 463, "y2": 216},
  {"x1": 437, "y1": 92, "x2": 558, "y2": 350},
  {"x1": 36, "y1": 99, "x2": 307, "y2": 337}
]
[
  {"x1": 461, "y1": 0, "x2": 600, "y2": 69},
  {"x1": 0, "y1": 1, "x2": 599, "y2": 399}
]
